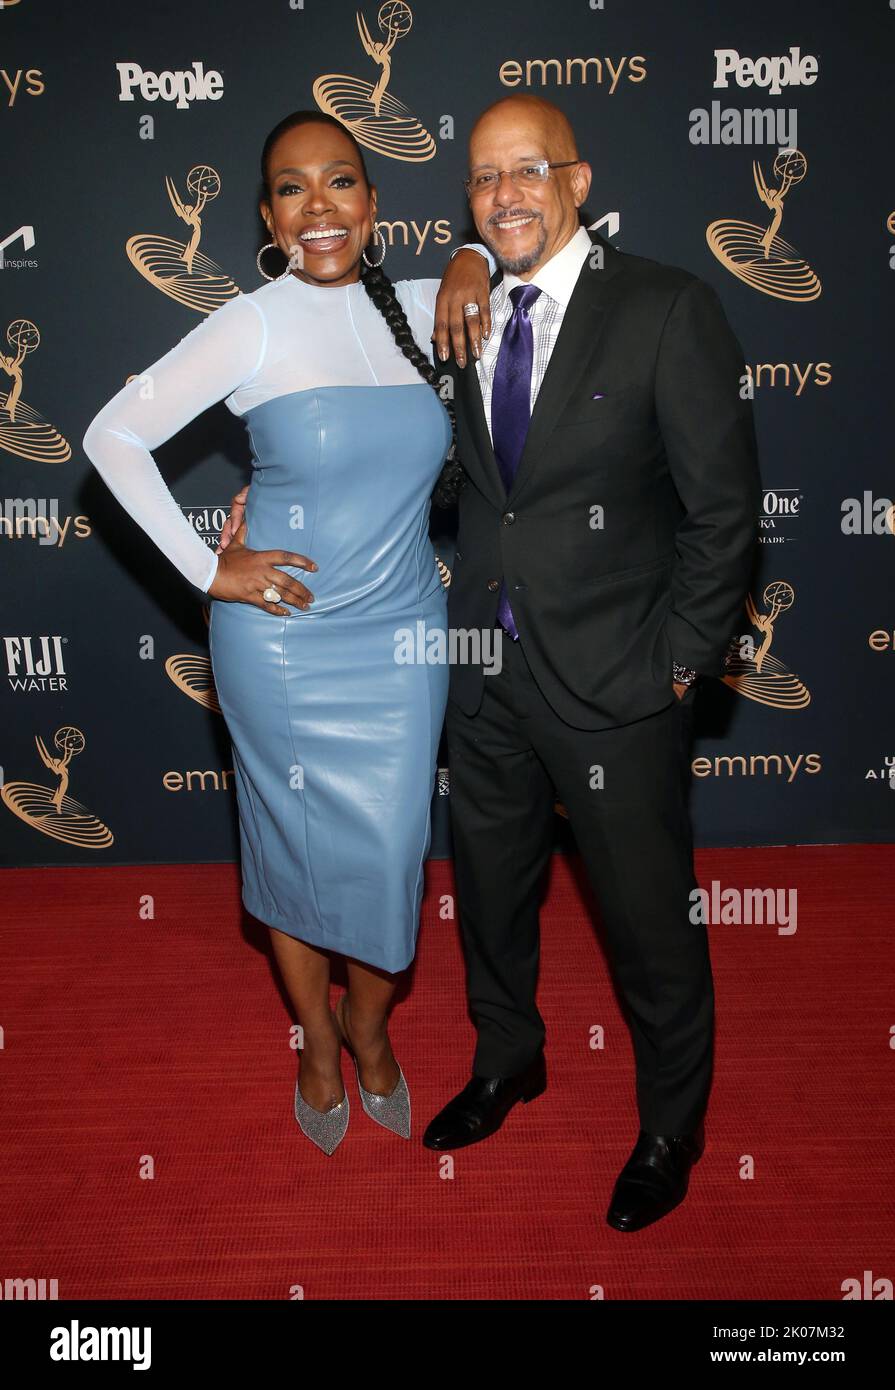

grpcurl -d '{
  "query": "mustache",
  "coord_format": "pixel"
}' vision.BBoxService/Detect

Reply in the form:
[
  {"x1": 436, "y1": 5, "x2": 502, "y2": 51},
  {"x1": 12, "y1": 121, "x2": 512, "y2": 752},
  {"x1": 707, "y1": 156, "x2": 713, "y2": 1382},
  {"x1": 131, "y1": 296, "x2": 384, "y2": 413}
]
[{"x1": 486, "y1": 209, "x2": 543, "y2": 227}]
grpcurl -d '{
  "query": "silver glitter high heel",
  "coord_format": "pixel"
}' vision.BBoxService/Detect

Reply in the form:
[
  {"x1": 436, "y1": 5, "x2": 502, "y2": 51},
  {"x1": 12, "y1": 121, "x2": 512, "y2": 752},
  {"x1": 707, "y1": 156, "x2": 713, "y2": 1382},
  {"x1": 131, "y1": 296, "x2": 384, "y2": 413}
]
[
  {"x1": 352, "y1": 1056, "x2": 411, "y2": 1139},
  {"x1": 334, "y1": 997, "x2": 411, "y2": 1140},
  {"x1": 293, "y1": 1070, "x2": 349, "y2": 1156}
]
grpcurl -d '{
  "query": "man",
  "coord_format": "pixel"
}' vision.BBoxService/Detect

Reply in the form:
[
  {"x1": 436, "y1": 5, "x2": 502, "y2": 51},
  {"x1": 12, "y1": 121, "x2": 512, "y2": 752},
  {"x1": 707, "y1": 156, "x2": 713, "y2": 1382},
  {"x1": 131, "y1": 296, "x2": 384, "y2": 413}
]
[{"x1": 422, "y1": 93, "x2": 762, "y2": 1234}]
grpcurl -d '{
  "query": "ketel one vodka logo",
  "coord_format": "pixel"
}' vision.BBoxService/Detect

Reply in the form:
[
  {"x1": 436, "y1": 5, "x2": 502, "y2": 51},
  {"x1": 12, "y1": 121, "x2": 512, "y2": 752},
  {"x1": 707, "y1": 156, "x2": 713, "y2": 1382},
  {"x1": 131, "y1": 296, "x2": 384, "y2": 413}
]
[
  {"x1": 313, "y1": 3, "x2": 436, "y2": 162},
  {"x1": 1, "y1": 726, "x2": 114, "y2": 848},
  {"x1": 5, "y1": 635, "x2": 67, "y2": 692},
  {"x1": 126, "y1": 165, "x2": 239, "y2": 313},
  {"x1": 0, "y1": 319, "x2": 71, "y2": 462},
  {"x1": 707, "y1": 148, "x2": 821, "y2": 301}
]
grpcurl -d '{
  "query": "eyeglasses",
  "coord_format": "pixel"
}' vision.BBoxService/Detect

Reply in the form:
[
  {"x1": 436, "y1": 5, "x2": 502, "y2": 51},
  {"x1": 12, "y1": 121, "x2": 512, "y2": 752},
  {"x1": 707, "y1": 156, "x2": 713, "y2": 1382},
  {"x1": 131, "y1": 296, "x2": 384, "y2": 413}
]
[{"x1": 463, "y1": 159, "x2": 579, "y2": 196}]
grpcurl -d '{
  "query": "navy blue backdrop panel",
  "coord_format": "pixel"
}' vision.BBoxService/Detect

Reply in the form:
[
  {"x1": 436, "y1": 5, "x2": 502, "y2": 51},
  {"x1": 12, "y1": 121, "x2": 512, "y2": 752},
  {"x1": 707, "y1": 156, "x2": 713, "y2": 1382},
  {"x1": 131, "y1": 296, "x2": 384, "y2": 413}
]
[{"x1": 1, "y1": 0, "x2": 892, "y2": 868}]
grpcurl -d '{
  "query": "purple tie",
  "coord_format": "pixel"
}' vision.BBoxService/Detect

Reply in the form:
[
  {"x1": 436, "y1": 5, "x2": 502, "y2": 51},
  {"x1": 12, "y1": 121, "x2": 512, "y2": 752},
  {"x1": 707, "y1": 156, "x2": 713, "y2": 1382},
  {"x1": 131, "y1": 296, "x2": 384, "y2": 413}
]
[
  {"x1": 489, "y1": 286, "x2": 539, "y2": 639},
  {"x1": 490, "y1": 283, "x2": 541, "y2": 639}
]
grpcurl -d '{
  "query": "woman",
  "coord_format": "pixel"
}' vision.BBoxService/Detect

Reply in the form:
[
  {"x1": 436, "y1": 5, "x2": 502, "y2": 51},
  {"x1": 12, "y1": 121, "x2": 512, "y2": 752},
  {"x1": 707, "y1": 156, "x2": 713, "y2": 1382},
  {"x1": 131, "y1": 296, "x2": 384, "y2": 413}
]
[{"x1": 82, "y1": 110, "x2": 493, "y2": 1154}]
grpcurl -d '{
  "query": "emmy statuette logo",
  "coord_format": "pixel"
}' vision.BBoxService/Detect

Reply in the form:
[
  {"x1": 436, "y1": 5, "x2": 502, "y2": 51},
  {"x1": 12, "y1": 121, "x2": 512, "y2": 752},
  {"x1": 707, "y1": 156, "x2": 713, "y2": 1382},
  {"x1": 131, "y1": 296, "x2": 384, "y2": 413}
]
[
  {"x1": 314, "y1": 3, "x2": 436, "y2": 162},
  {"x1": 707, "y1": 148, "x2": 821, "y2": 301},
  {"x1": 164, "y1": 604, "x2": 222, "y2": 713},
  {"x1": 723, "y1": 582, "x2": 811, "y2": 708},
  {"x1": 0, "y1": 320, "x2": 71, "y2": 462},
  {"x1": 1, "y1": 726, "x2": 114, "y2": 847},
  {"x1": 126, "y1": 165, "x2": 240, "y2": 313}
]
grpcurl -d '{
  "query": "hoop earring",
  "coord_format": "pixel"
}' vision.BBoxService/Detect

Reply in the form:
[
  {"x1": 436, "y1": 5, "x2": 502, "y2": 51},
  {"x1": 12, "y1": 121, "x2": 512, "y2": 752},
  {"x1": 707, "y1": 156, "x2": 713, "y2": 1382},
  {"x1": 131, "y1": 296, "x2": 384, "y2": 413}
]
[
  {"x1": 256, "y1": 240, "x2": 293, "y2": 282},
  {"x1": 362, "y1": 225, "x2": 387, "y2": 269}
]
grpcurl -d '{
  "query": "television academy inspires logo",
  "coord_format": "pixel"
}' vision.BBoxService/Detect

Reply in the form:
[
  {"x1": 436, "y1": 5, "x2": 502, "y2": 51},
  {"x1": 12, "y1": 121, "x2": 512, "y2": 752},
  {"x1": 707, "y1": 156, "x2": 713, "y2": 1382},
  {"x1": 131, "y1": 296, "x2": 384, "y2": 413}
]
[
  {"x1": 1, "y1": 726, "x2": 114, "y2": 847},
  {"x1": 707, "y1": 149, "x2": 821, "y2": 301},
  {"x1": 0, "y1": 224, "x2": 36, "y2": 269},
  {"x1": 313, "y1": 3, "x2": 436, "y2": 162},
  {"x1": 126, "y1": 166, "x2": 240, "y2": 313},
  {"x1": 0, "y1": 320, "x2": 71, "y2": 463},
  {"x1": 723, "y1": 582, "x2": 811, "y2": 708}
]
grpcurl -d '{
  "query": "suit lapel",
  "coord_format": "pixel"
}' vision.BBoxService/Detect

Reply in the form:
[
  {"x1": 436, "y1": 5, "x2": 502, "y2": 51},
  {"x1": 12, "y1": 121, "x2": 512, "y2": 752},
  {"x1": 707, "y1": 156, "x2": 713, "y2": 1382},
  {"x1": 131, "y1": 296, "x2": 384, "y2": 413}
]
[{"x1": 455, "y1": 231, "x2": 623, "y2": 507}]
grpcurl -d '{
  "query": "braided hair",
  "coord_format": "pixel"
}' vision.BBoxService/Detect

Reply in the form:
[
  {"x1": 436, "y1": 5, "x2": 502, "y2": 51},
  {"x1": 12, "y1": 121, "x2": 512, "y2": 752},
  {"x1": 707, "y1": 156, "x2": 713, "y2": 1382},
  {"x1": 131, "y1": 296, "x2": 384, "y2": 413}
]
[{"x1": 261, "y1": 110, "x2": 466, "y2": 508}]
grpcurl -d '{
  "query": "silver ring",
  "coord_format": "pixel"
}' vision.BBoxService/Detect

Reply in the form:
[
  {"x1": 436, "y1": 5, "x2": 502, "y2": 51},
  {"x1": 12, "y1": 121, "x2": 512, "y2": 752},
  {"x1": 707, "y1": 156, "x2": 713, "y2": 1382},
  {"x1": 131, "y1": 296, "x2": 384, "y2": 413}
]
[
  {"x1": 263, "y1": 586, "x2": 282, "y2": 604},
  {"x1": 462, "y1": 302, "x2": 480, "y2": 318}
]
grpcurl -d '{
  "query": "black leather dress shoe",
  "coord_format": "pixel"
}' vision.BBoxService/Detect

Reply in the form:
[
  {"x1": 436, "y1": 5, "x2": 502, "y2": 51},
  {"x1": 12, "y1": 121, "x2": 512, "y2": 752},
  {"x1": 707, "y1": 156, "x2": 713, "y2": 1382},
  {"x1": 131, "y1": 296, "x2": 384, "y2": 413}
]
[
  {"x1": 605, "y1": 1124, "x2": 705, "y2": 1232},
  {"x1": 422, "y1": 1050, "x2": 546, "y2": 1150}
]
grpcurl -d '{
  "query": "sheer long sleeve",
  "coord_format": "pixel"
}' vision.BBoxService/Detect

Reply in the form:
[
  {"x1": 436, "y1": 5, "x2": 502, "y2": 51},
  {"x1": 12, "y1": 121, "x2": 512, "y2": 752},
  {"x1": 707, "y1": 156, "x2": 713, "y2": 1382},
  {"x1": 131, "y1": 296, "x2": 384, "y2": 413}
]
[
  {"x1": 451, "y1": 242, "x2": 496, "y2": 273},
  {"x1": 82, "y1": 294, "x2": 267, "y2": 592}
]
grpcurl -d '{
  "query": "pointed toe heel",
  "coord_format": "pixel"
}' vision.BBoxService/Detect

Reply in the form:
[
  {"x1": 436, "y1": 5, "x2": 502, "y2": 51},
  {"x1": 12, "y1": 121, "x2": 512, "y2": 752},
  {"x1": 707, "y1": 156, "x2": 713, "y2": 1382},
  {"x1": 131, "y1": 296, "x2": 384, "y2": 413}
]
[
  {"x1": 293, "y1": 1078, "x2": 350, "y2": 1156},
  {"x1": 354, "y1": 1058, "x2": 411, "y2": 1139},
  {"x1": 333, "y1": 994, "x2": 410, "y2": 1139}
]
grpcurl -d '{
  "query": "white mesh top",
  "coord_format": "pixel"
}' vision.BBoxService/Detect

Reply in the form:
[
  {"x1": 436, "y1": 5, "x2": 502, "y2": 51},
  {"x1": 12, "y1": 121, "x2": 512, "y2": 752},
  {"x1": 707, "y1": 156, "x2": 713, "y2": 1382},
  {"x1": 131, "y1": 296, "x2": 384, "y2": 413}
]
[{"x1": 82, "y1": 251, "x2": 494, "y2": 594}]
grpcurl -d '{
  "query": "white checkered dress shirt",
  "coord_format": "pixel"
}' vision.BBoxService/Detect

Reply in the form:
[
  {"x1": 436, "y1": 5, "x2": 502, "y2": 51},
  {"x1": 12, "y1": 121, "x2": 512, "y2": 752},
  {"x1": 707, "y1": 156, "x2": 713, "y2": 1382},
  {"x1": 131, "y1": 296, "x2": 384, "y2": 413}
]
[{"x1": 475, "y1": 223, "x2": 594, "y2": 438}]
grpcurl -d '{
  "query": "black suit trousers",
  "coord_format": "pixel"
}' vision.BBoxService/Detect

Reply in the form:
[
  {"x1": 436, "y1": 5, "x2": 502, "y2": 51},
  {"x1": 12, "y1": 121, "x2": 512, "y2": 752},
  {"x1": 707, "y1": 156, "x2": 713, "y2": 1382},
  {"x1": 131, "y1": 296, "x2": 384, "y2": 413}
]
[{"x1": 445, "y1": 631, "x2": 714, "y2": 1136}]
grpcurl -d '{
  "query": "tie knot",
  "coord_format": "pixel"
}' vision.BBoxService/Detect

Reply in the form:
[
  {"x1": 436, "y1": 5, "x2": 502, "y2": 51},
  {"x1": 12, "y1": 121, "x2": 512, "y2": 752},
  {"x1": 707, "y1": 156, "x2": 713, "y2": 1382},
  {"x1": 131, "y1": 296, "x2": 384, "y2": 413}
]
[{"x1": 508, "y1": 283, "x2": 541, "y2": 314}]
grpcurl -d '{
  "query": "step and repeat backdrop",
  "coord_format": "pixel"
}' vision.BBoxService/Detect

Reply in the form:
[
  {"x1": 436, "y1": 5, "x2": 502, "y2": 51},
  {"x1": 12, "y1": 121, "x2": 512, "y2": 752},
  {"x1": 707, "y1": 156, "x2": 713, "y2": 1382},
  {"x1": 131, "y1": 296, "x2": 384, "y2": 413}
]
[{"x1": 1, "y1": 0, "x2": 892, "y2": 868}]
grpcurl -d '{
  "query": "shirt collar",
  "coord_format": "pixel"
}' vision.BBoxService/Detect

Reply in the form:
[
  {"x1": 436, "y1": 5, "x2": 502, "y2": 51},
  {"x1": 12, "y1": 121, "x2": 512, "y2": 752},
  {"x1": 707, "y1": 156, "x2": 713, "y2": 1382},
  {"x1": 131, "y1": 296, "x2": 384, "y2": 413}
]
[{"x1": 500, "y1": 223, "x2": 593, "y2": 308}]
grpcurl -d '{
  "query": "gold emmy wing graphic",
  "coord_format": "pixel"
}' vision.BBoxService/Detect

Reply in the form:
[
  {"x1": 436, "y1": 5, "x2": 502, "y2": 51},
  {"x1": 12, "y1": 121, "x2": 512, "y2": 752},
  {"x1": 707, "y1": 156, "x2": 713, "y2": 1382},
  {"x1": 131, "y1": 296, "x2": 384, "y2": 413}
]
[
  {"x1": 0, "y1": 320, "x2": 71, "y2": 462},
  {"x1": 313, "y1": 2, "x2": 436, "y2": 162},
  {"x1": 126, "y1": 165, "x2": 240, "y2": 313},
  {"x1": 722, "y1": 581, "x2": 811, "y2": 708},
  {"x1": 1, "y1": 726, "x2": 114, "y2": 847},
  {"x1": 164, "y1": 604, "x2": 222, "y2": 713},
  {"x1": 707, "y1": 149, "x2": 821, "y2": 301}
]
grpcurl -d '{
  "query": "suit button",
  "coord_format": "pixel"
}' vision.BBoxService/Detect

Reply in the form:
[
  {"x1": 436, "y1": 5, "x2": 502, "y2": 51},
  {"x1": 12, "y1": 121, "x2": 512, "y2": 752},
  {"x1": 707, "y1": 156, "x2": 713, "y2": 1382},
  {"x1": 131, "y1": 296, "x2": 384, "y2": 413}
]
[
  {"x1": 487, "y1": 578, "x2": 499, "y2": 592},
  {"x1": 503, "y1": 511, "x2": 516, "y2": 525}
]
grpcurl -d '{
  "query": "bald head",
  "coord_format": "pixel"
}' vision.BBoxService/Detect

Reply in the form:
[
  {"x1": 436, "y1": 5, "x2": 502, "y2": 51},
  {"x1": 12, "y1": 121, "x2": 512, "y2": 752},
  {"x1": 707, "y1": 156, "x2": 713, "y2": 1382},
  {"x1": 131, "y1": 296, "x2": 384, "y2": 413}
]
[
  {"x1": 466, "y1": 96, "x2": 591, "y2": 278},
  {"x1": 469, "y1": 95, "x2": 580, "y2": 165}
]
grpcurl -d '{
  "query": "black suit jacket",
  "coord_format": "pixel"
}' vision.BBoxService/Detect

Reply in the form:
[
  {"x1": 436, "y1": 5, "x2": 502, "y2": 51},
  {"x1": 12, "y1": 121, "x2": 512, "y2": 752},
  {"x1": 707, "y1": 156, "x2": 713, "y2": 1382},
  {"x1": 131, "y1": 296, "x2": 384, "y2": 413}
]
[{"x1": 444, "y1": 228, "x2": 762, "y2": 729}]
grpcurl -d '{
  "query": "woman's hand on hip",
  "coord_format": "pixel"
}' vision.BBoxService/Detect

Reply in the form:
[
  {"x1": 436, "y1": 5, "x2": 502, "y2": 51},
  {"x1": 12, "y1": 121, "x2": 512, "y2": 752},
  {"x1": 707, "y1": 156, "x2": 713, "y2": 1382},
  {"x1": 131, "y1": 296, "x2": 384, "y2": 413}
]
[{"x1": 208, "y1": 520, "x2": 317, "y2": 616}]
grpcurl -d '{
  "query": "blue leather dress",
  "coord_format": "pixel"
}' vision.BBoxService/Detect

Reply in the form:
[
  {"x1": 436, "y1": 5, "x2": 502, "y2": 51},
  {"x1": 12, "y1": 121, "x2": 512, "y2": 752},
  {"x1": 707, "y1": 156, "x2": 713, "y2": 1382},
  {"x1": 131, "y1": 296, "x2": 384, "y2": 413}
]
[
  {"x1": 83, "y1": 272, "x2": 454, "y2": 973},
  {"x1": 208, "y1": 382, "x2": 451, "y2": 971}
]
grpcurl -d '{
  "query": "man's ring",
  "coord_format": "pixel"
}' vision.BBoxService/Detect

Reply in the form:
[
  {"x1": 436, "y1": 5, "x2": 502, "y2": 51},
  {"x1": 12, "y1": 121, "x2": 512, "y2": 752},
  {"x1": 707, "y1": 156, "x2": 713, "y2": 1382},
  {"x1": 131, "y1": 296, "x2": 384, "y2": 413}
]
[
  {"x1": 462, "y1": 302, "x2": 480, "y2": 318},
  {"x1": 263, "y1": 586, "x2": 282, "y2": 604}
]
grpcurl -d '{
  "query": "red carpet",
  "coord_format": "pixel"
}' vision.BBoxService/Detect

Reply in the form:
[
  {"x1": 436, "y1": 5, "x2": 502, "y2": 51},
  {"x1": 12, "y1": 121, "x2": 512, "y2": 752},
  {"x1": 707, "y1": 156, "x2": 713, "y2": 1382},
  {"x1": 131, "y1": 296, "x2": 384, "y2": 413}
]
[{"x1": 1, "y1": 845, "x2": 892, "y2": 1300}]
